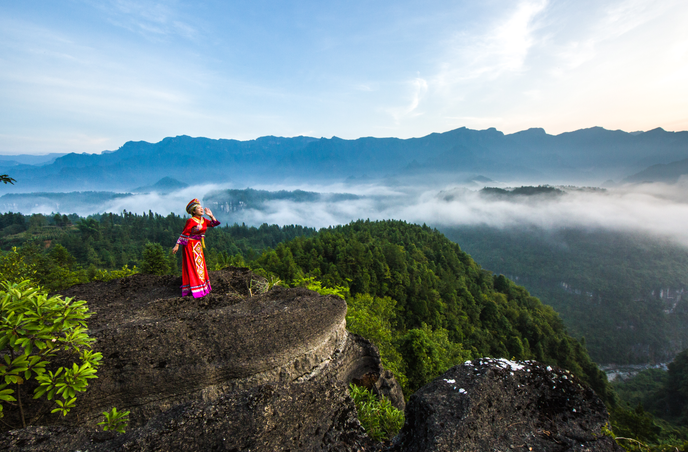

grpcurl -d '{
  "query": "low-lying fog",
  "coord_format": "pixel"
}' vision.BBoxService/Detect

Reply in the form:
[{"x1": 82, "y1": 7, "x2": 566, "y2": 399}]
[{"x1": 6, "y1": 179, "x2": 688, "y2": 247}]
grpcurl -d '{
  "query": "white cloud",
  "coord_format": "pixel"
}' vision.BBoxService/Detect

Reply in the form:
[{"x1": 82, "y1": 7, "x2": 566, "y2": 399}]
[
  {"x1": 7, "y1": 178, "x2": 688, "y2": 249},
  {"x1": 385, "y1": 77, "x2": 428, "y2": 122},
  {"x1": 152, "y1": 182, "x2": 688, "y2": 248},
  {"x1": 95, "y1": 0, "x2": 199, "y2": 41},
  {"x1": 435, "y1": 0, "x2": 548, "y2": 86}
]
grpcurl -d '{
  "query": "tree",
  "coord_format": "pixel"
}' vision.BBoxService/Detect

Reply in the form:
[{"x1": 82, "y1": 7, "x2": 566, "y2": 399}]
[
  {"x1": 398, "y1": 327, "x2": 444, "y2": 393},
  {"x1": 666, "y1": 348, "x2": 688, "y2": 422},
  {"x1": 0, "y1": 281, "x2": 102, "y2": 428},
  {"x1": 0, "y1": 175, "x2": 15, "y2": 185},
  {"x1": 141, "y1": 242, "x2": 170, "y2": 275}
]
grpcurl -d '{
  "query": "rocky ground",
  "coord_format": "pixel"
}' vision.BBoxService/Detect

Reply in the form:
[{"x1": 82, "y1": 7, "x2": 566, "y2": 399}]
[{"x1": 1, "y1": 267, "x2": 621, "y2": 451}]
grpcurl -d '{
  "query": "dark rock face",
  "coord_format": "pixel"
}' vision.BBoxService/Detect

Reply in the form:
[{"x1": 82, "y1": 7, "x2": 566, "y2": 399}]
[
  {"x1": 2, "y1": 381, "x2": 369, "y2": 451},
  {"x1": 1, "y1": 268, "x2": 393, "y2": 451},
  {"x1": 391, "y1": 358, "x2": 623, "y2": 452}
]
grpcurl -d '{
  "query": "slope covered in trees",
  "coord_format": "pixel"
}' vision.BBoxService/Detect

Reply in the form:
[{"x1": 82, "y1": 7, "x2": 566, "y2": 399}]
[
  {"x1": 247, "y1": 220, "x2": 610, "y2": 400},
  {"x1": 4, "y1": 213, "x2": 688, "y2": 448},
  {"x1": 441, "y1": 225, "x2": 688, "y2": 364}
]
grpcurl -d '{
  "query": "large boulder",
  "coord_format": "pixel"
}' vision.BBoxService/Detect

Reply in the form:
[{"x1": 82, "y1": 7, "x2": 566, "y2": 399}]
[{"x1": 391, "y1": 358, "x2": 623, "y2": 452}]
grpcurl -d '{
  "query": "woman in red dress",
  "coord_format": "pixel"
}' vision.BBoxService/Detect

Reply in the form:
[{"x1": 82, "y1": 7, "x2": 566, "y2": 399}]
[{"x1": 172, "y1": 198, "x2": 221, "y2": 298}]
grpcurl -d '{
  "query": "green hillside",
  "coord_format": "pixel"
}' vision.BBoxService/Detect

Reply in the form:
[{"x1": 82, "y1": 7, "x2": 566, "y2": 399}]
[
  {"x1": 440, "y1": 225, "x2": 688, "y2": 364},
  {"x1": 247, "y1": 220, "x2": 610, "y2": 399}
]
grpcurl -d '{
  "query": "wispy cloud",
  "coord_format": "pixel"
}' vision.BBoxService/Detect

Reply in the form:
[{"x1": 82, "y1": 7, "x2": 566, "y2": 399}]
[
  {"x1": 385, "y1": 77, "x2": 428, "y2": 122},
  {"x1": 551, "y1": 0, "x2": 682, "y2": 71},
  {"x1": 88, "y1": 0, "x2": 199, "y2": 41},
  {"x1": 436, "y1": 0, "x2": 548, "y2": 86}
]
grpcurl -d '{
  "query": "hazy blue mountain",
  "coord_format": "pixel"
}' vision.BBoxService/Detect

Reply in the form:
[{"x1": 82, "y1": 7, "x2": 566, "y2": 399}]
[
  {"x1": 131, "y1": 177, "x2": 190, "y2": 194},
  {"x1": 622, "y1": 156, "x2": 688, "y2": 184},
  {"x1": 0, "y1": 153, "x2": 66, "y2": 167},
  {"x1": 3, "y1": 127, "x2": 687, "y2": 192}
]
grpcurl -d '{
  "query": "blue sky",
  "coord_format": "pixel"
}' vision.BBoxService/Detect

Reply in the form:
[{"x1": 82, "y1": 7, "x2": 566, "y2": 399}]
[{"x1": 1, "y1": 0, "x2": 687, "y2": 155}]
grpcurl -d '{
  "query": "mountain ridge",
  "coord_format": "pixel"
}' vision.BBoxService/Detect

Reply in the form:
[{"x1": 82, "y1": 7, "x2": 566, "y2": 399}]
[{"x1": 2, "y1": 126, "x2": 687, "y2": 192}]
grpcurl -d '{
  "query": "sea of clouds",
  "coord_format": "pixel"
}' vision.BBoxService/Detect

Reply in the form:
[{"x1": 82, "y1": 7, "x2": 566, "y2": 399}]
[{"x1": 7, "y1": 179, "x2": 688, "y2": 247}]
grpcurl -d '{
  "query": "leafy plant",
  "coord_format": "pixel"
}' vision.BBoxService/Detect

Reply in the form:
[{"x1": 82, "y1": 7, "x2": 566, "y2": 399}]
[
  {"x1": 0, "y1": 281, "x2": 102, "y2": 428},
  {"x1": 293, "y1": 275, "x2": 350, "y2": 299},
  {"x1": 90, "y1": 265, "x2": 139, "y2": 282},
  {"x1": 98, "y1": 406, "x2": 130, "y2": 433},
  {"x1": 349, "y1": 383, "x2": 404, "y2": 441},
  {"x1": 0, "y1": 247, "x2": 38, "y2": 286},
  {"x1": 0, "y1": 175, "x2": 15, "y2": 185},
  {"x1": 346, "y1": 293, "x2": 408, "y2": 390}
]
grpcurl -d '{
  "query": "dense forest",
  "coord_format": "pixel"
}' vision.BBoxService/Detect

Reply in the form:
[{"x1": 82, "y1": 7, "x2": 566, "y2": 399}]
[
  {"x1": 441, "y1": 225, "x2": 688, "y2": 364},
  {"x1": 246, "y1": 220, "x2": 609, "y2": 399},
  {"x1": 2, "y1": 211, "x2": 688, "y2": 449}
]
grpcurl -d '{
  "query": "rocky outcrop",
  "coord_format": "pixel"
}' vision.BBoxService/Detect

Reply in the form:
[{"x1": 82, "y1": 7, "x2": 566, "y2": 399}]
[
  {"x1": 1, "y1": 268, "x2": 398, "y2": 451},
  {"x1": 391, "y1": 358, "x2": 622, "y2": 452}
]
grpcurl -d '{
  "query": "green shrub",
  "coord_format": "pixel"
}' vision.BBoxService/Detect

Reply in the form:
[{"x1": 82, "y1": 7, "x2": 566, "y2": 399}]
[
  {"x1": 90, "y1": 265, "x2": 139, "y2": 282},
  {"x1": 98, "y1": 406, "x2": 130, "y2": 433},
  {"x1": 0, "y1": 281, "x2": 102, "y2": 428},
  {"x1": 293, "y1": 275, "x2": 350, "y2": 299},
  {"x1": 349, "y1": 383, "x2": 404, "y2": 441},
  {"x1": 0, "y1": 247, "x2": 38, "y2": 286},
  {"x1": 346, "y1": 294, "x2": 408, "y2": 390}
]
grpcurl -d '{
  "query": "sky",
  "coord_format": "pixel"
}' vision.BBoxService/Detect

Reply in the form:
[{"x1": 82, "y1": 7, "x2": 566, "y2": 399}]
[{"x1": 1, "y1": 0, "x2": 687, "y2": 155}]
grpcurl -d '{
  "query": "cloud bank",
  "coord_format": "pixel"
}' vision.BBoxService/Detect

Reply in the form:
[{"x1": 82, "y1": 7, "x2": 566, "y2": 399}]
[
  {"x1": 8, "y1": 180, "x2": 688, "y2": 247},
  {"x1": 217, "y1": 183, "x2": 688, "y2": 246}
]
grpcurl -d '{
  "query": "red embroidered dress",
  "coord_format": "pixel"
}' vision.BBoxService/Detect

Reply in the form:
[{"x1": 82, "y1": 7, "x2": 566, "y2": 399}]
[{"x1": 176, "y1": 217, "x2": 221, "y2": 297}]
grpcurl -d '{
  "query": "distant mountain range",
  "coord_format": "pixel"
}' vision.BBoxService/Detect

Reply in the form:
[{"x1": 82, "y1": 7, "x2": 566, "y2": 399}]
[
  {"x1": 1, "y1": 126, "x2": 687, "y2": 192},
  {"x1": 0, "y1": 153, "x2": 66, "y2": 167}
]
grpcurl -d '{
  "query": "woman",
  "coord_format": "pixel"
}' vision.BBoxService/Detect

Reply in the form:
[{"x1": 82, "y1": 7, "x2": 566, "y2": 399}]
[{"x1": 172, "y1": 199, "x2": 221, "y2": 298}]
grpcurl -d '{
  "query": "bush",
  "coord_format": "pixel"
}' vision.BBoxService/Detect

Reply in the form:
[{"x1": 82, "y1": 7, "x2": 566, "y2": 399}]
[
  {"x1": 98, "y1": 406, "x2": 130, "y2": 433},
  {"x1": 0, "y1": 281, "x2": 102, "y2": 428},
  {"x1": 0, "y1": 247, "x2": 38, "y2": 286},
  {"x1": 91, "y1": 265, "x2": 139, "y2": 282},
  {"x1": 346, "y1": 294, "x2": 407, "y2": 390},
  {"x1": 349, "y1": 383, "x2": 404, "y2": 441}
]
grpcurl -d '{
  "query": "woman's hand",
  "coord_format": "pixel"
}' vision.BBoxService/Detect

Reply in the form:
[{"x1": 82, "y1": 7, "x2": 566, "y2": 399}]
[
  {"x1": 172, "y1": 244, "x2": 179, "y2": 254},
  {"x1": 204, "y1": 207, "x2": 216, "y2": 220}
]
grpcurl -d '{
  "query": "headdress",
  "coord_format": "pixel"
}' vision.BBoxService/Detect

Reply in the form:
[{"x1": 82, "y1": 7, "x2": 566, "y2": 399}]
[{"x1": 186, "y1": 198, "x2": 201, "y2": 215}]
